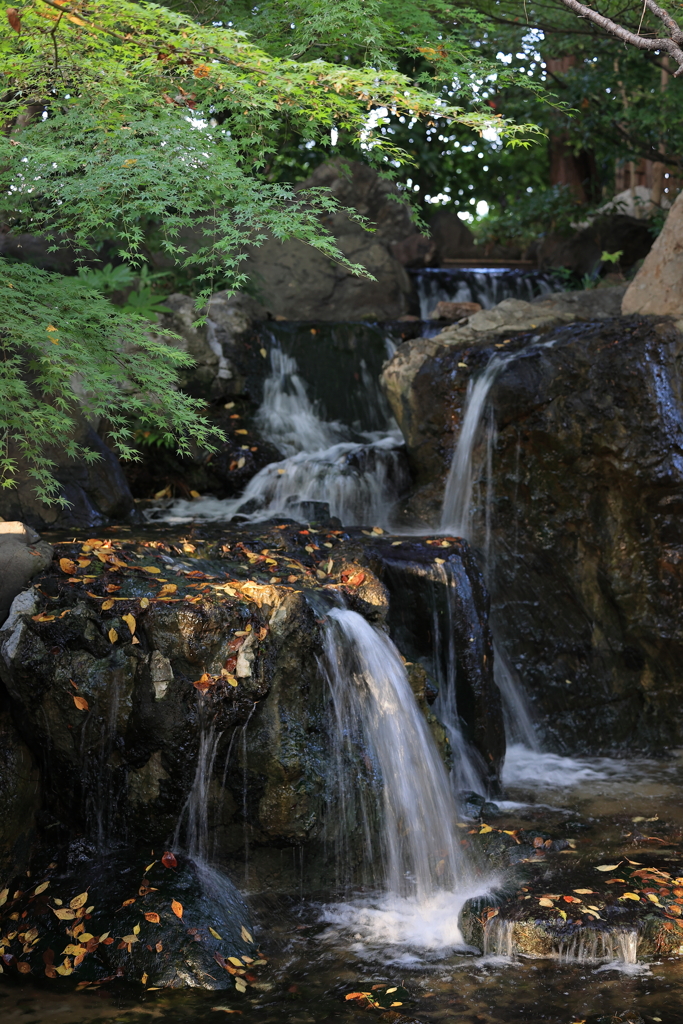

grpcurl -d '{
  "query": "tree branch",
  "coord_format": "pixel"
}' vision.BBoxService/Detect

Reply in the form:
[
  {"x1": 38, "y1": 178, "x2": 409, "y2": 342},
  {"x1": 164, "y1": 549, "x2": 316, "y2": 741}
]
[{"x1": 555, "y1": 0, "x2": 683, "y2": 75}]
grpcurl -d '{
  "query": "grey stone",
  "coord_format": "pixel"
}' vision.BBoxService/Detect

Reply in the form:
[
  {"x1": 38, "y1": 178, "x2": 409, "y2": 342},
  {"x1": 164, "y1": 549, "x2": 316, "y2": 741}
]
[
  {"x1": 0, "y1": 525, "x2": 53, "y2": 627},
  {"x1": 243, "y1": 160, "x2": 415, "y2": 320},
  {"x1": 623, "y1": 189, "x2": 683, "y2": 315}
]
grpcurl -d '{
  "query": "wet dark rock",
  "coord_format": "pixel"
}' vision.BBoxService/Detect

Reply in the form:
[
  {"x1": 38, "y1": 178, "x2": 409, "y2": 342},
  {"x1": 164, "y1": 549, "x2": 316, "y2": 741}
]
[
  {"x1": 367, "y1": 539, "x2": 504, "y2": 794},
  {"x1": 0, "y1": 849, "x2": 256, "y2": 990},
  {"x1": 0, "y1": 694, "x2": 40, "y2": 876},
  {"x1": 0, "y1": 523, "x2": 501, "y2": 903},
  {"x1": 383, "y1": 311, "x2": 683, "y2": 754},
  {"x1": 0, "y1": 423, "x2": 137, "y2": 531}
]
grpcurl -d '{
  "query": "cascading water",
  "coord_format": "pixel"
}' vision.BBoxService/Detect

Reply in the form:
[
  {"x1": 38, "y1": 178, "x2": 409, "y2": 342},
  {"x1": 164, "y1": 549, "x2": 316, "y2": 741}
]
[
  {"x1": 323, "y1": 607, "x2": 463, "y2": 899},
  {"x1": 320, "y1": 606, "x2": 489, "y2": 948},
  {"x1": 412, "y1": 267, "x2": 560, "y2": 319},
  {"x1": 429, "y1": 561, "x2": 495, "y2": 796},
  {"x1": 440, "y1": 350, "x2": 518, "y2": 537},
  {"x1": 159, "y1": 339, "x2": 408, "y2": 528}
]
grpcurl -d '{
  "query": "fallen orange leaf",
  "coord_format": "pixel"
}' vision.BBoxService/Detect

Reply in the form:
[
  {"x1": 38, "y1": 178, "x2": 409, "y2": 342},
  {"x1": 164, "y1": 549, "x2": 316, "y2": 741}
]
[{"x1": 171, "y1": 900, "x2": 183, "y2": 919}]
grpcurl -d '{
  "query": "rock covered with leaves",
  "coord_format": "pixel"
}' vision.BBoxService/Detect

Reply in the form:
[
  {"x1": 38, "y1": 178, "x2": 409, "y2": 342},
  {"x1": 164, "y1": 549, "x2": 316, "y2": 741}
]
[{"x1": 0, "y1": 848, "x2": 259, "y2": 990}]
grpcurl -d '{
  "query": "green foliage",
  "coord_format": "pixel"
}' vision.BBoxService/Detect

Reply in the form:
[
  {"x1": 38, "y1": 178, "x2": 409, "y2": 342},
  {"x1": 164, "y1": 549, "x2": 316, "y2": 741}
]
[
  {"x1": 0, "y1": 0, "x2": 532, "y2": 291},
  {"x1": 77, "y1": 263, "x2": 137, "y2": 293},
  {"x1": 0, "y1": 258, "x2": 221, "y2": 505},
  {"x1": 0, "y1": 0, "x2": 545, "y2": 503},
  {"x1": 476, "y1": 184, "x2": 588, "y2": 248}
]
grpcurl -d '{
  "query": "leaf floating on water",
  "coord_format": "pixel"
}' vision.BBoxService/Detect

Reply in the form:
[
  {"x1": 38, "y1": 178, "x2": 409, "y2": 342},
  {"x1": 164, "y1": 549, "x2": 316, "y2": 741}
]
[
  {"x1": 240, "y1": 926, "x2": 253, "y2": 943},
  {"x1": 0, "y1": 888, "x2": 9, "y2": 907},
  {"x1": 209, "y1": 927, "x2": 223, "y2": 940},
  {"x1": 52, "y1": 908, "x2": 76, "y2": 920},
  {"x1": 155, "y1": 941, "x2": 163, "y2": 953},
  {"x1": 228, "y1": 957, "x2": 244, "y2": 967},
  {"x1": 121, "y1": 934, "x2": 139, "y2": 944},
  {"x1": 59, "y1": 558, "x2": 76, "y2": 574},
  {"x1": 133, "y1": 923, "x2": 141, "y2": 935},
  {"x1": 620, "y1": 893, "x2": 642, "y2": 901},
  {"x1": 144, "y1": 912, "x2": 161, "y2": 924},
  {"x1": 142, "y1": 566, "x2": 161, "y2": 574},
  {"x1": 159, "y1": 584, "x2": 177, "y2": 596},
  {"x1": 140, "y1": 598, "x2": 150, "y2": 609},
  {"x1": 595, "y1": 863, "x2": 622, "y2": 872},
  {"x1": 108, "y1": 628, "x2": 118, "y2": 644},
  {"x1": 70, "y1": 892, "x2": 89, "y2": 910},
  {"x1": 161, "y1": 851, "x2": 178, "y2": 869},
  {"x1": 122, "y1": 898, "x2": 136, "y2": 907},
  {"x1": 73, "y1": 695, "x2": 89, "y2": 712},
  {"x1": 122, "y1": 613, "x2": 136, "y2": 635},
  {"x1": 573, "y1": 889, "x2": 595, "y2": 895},
  {"x1": 142, "y1": 972, "x2": 148, "y2": 986},
  {"x1": 171, "y1": 900, "x2": 183, "y2": 919},
  {"x1": 102, "y1": 600, "x2": 115, "y2": 611},
  {"x1": 479, "y1": 824, "x2": 493, "y2": 834},
  {"x1": 34, "y1": 881, "x2": 49, "y2": 895},
  {"x1": 558, "y1": 910, "x2": 567, "y2": 921},
  {"x1": 538, "y1": 898, "x2": 554, "y2": 907}
]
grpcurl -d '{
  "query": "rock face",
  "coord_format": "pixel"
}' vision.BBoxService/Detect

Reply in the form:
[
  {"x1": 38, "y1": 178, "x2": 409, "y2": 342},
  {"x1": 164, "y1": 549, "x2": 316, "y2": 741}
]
[
  {"x1": 0, "y1": 522, "x2": 503, "y2": 896},
  {"x1": 623, "y1": 189, "x2": 683, "y2": 316},
  {"x1": 0, "y1": 422, "x2": 137, "y2": 531},
  {"x1": 0, "y1": 694, "x2": 39, "y2": 876},
  {"x1": 243, "y1": 160, "x2": 415, "y2": 320},
  {"x1": 538, "y1": 212, "x2": 655, "y2": 276},
  {"x1": 0, "y1": 522, "x2": 53, "y2": 624},
  {"x1": 382, "y1": 305, "x2": 683, "y2": 754}
]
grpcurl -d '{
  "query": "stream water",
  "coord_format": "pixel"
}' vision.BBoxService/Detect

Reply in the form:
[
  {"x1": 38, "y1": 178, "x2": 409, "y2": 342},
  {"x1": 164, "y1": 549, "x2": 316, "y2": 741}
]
[{"x1": 5, "y1": 305, "x2": 683, "y2": 1022}]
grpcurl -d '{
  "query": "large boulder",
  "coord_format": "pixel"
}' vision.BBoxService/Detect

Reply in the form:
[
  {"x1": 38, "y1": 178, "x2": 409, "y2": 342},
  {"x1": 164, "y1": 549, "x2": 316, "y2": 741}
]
[
  {"x1": 0, "y1": 521, "x2": 503, "y2": 893},
  {"x1": 0, "y1": 422, "x2": 136, "y2": 531},
  {"x1": 0, "y1": 522, "x2": 53, "y2": 625},
  {"x1": 382, "y1": 305, "x2": 683, "y2": 754},
  {"x1": 538, "y1": 213, "x2": 654, "y2": 276},
  {"x1": 622, "y1": 189, "x2": 683, "y2": 315},
  {"x1": 243, "y1": 160, "x2": 415, "y2": 320}
]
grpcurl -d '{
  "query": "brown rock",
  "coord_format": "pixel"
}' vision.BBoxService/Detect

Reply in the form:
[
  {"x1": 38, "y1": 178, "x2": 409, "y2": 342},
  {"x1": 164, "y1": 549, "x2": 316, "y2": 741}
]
[
  {"x1": 429, "y1": 300, "x2": 482, "y2": 321},
  {"x1": 622, "y1": 189, "x2": 683, "y2": 314}
]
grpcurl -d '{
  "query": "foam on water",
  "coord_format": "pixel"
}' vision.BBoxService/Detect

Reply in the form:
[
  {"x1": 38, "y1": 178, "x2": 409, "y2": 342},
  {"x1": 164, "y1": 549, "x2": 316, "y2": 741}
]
[
  {"x1": 502, "y1": 742, "x2": 633, "y2": 790},
  {"x1": 153, "y1": 343, "x2": 407, "y2": 528},
  {"x1": 320, "y1": 887, "x2": 488, "y2": 950}
]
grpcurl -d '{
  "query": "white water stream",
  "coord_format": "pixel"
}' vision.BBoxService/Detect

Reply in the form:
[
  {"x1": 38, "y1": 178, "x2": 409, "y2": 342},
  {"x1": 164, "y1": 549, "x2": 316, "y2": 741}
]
[
  {"x1": 158, "y1": 345, "x2": 407, "y2": 527},
  {"x1": 321, "y1": 606, "x2": 487, "y2": 947}
]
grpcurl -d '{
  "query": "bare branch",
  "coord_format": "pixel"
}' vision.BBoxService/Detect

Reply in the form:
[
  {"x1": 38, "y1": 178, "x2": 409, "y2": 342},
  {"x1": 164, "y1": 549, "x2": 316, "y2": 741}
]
[{"x1": 555, "y1": 0, "x2": 683, "y2": 75}]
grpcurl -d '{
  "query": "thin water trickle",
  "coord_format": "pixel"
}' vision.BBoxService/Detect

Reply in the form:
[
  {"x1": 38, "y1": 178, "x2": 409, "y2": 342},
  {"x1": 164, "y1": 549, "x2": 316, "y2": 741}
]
[
  {"x1": 440, "y1": 353, "x2": 515, "y2": 536},
  {"x1": 430, "y1": 561, "x2": 491, "y2": 795},
  {"x1": 173, "y1": 709, "x2": 222, "y2": 863}
]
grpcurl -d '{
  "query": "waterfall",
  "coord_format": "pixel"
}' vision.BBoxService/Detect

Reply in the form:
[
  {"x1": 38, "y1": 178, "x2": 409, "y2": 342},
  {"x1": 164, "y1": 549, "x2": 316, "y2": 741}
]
[
  {"x1": 493, "y1": 642, "x2": 539, "y2": 751},
  {"x1": 440, "y1": 352, "x2": 515, "y2": 536},
  {"x1": 322, "y1": 607, "x2": 464, "y2": 900},
  {"x1": 430, "y1": 561, "x2": 495, "y2": 795},
  {"x1": 158, "y1": 342, "x2": 408, "y2": 528},
  {"x1": 412, "y1": 268, "x2": 560, "y2": 319},
  {"x1": 173, "y1": 712, "x2": 222, "y2": 864}
]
